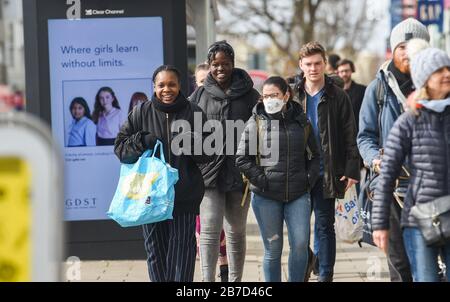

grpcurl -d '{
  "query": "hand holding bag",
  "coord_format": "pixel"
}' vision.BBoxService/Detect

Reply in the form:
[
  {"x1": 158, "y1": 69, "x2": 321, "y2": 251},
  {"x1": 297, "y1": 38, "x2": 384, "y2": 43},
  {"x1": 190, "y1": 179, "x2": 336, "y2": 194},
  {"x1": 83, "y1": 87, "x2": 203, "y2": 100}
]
[
  {"x1": 107, "y1": 140, "x2": 179, "y2": 227},
  {"x1": 410, "y1": 195, "x2": 450, "y2": 246}
]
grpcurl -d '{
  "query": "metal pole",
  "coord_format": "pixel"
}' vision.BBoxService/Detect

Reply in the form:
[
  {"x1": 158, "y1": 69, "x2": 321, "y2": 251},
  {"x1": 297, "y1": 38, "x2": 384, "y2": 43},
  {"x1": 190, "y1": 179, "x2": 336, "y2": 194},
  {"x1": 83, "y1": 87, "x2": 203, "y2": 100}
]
[{"x1": 0, "y1": 0, "x2": 8, "y2": 84}]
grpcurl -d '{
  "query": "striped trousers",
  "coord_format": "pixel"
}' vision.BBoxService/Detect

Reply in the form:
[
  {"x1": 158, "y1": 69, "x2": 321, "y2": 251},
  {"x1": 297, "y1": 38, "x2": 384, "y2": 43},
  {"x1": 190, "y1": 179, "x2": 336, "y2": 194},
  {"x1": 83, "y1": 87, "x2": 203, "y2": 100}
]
[{"x1": 142, "y1": 213, "x2": 197, "y2": 282}]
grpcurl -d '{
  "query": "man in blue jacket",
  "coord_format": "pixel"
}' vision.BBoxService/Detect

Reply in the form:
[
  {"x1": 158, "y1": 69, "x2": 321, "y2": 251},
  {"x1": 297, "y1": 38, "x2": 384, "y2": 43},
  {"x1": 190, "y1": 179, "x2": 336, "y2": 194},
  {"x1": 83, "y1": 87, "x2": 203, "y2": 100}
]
[{"x1": 357, "y1": 18, "x2": 430, "y2": 282}]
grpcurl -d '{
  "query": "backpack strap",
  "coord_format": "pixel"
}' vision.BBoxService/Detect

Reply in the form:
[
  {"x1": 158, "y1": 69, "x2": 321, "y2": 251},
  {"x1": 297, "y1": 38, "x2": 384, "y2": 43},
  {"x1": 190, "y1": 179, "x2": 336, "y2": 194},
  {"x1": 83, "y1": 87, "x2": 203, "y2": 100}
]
[
  {"x1": 255, "y1": 116, "x2": 262, "y2": 165},
  {"x1": 375, "y1": 78, "x2": 385, "y2": 110},
  {"x1": 375, "y1": 78, "x2": 385, "y2": 144}
]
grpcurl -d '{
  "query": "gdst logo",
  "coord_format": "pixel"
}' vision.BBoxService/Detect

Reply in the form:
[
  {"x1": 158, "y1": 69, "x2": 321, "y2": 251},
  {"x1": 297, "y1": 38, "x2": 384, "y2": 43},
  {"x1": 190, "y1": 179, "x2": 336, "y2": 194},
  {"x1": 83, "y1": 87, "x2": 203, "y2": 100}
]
[{"x1": 65, "y1": 197, "x2": 97, "y2": 209}]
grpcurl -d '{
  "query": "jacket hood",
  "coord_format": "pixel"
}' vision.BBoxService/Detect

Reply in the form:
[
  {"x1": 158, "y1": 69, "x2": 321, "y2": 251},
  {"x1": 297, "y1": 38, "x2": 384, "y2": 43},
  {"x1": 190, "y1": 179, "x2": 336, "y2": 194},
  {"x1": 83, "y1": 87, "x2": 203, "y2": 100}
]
[
  {"x1": 204, "y1": 68, "x2": 254, "y2": 101},
  {"x1": 379, "y1": 60, "x2": 391, "y2": 74},
  {"x1": 377, "y1": 60, "x2": 408, "y2": 107}
]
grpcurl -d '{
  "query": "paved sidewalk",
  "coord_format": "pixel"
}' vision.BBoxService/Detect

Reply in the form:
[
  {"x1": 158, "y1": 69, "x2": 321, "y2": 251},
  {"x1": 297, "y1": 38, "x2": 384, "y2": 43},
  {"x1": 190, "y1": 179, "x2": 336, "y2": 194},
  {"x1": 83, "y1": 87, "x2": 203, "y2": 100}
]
[{"x1": 64, "y1": 207, "x2": 390, "y2": 282}]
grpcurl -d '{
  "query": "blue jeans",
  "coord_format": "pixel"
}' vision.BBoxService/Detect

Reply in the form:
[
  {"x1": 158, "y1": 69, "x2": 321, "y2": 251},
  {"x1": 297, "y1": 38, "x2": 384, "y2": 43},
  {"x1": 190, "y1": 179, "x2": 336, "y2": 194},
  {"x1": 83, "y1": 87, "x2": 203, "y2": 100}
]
[
  {"x1": 402, "y1": 227, "x2": 450, "y2": 282},
  {"x1": 252, "y1": 192, "x2": 311, "y2": 282},
  {"x1": 311, "y1": 177, "x2": 336, "y2": 280}
]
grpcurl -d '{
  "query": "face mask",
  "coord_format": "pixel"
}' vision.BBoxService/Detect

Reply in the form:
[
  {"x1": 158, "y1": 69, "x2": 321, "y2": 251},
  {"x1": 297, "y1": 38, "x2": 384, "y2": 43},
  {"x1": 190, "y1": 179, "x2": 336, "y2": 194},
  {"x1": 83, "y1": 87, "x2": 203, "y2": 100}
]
[{"x1": 263, "y1": 98, "x2": 285, "y2": 114}]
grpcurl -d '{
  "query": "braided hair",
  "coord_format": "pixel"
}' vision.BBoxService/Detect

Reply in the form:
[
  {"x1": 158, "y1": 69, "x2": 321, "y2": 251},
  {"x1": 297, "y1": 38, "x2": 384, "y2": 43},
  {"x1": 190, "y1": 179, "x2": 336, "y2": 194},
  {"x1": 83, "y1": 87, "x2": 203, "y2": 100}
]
[{"x1": 207, "y1": 40, "x2": 235, "y2": 65}]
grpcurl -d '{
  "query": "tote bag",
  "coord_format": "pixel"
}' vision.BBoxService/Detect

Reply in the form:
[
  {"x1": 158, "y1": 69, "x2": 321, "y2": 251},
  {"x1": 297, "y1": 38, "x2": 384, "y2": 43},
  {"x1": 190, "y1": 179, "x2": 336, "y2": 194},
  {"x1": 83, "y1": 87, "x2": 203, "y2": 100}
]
[
  {"x1": 107, "y1": 140, "x2": 179, "y2": 227},
  {"x1": 335, "y1": 185, "x2": 363, "y2": 243}
]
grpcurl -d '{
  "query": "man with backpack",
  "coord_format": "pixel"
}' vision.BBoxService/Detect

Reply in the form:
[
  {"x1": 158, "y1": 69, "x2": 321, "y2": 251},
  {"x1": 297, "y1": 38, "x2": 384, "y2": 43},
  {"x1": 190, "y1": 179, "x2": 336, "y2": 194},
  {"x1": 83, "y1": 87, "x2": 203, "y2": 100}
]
[{"x1": 357, "y1": 18, "x2": 430, "y2": 282}]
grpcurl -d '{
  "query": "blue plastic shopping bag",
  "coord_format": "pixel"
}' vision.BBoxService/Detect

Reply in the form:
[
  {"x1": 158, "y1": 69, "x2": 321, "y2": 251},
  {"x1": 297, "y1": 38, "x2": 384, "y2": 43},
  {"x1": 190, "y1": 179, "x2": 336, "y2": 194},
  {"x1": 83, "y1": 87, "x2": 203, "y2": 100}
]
[{"x1": 107, "y1": 140, "x2": 179, "y2": 227}]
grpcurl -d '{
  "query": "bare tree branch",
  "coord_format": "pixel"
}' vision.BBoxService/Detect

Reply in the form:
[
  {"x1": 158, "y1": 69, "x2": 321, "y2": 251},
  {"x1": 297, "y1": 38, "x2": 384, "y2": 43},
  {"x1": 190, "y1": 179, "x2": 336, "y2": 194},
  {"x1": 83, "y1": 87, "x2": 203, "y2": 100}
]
[{"x1": 216, "y1": 0, "x2": 377, "y2": 72}]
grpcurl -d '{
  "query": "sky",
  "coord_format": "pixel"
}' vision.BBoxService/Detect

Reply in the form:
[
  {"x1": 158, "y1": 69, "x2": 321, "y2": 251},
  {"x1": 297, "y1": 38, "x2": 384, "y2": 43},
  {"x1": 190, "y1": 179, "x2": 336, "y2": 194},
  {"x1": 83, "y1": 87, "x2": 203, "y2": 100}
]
[{"x1": 365, "y1": 0, "x2": 391, "y2": 54}]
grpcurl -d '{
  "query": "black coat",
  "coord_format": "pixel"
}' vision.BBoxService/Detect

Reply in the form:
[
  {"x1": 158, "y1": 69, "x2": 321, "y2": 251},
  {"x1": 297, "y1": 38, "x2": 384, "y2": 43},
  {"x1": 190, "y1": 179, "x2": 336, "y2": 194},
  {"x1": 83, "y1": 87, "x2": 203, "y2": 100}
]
[
  {"x1": 345, "y1": 81, "x2": 366, "y2": 168},
  {"x1": 372, "y1": 107, "x2": 450, "y2": 230},
  {"x1": 297, "y1": 76, "x2": 360, "y2": 199},
  {"x1": 236, "y1": 101, "x2": 320, "y2": 202},
  {"x1": 345, "y1": 81, "x2": 366, "y2": 134},
  {"x1": 114, "y1": 94, "x2": 212, "y2": 215},
  {"x1": 190, "y1": 68, "x2": 260, "y2": 192}
]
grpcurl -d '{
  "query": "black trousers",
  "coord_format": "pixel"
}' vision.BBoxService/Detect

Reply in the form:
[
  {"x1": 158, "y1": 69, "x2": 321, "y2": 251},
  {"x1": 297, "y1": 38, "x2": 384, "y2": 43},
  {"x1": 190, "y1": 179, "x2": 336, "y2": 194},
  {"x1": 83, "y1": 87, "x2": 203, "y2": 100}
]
[
  {"x1": 142, "y1": 213, "x2": 197, "y2": 282},
  {"x1": 387, "y1": 201, "x2": 413, "y2": 282}
]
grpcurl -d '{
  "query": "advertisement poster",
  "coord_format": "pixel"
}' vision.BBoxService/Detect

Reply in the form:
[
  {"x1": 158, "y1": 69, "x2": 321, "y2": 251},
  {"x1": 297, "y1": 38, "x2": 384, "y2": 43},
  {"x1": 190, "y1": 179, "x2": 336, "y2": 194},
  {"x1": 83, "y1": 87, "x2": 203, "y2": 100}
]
[{"x1": 48, "y1": 17, "x2": 164, "y2": 221}]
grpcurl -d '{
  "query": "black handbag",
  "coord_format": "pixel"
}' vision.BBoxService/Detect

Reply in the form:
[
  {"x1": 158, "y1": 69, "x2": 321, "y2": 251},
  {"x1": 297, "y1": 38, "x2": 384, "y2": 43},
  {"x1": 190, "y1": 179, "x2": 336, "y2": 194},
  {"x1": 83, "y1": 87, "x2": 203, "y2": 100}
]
[
  {"x1": 410, "y1": 195, "x2": 450, "y2": 247},
  {"x1": 358, "y1": 168, "x2": 378, "y2": 246},
  {"x1": 358, "y1": 166, "x2": 410, "y2": 247}
]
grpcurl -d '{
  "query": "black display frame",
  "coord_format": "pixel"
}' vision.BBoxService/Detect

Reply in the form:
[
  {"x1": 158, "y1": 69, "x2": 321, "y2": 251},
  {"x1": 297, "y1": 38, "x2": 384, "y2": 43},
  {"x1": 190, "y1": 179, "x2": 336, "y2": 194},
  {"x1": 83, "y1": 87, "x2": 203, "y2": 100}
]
[{"x1": 23, "y1": 0, "x2": 188, "y2": 260}]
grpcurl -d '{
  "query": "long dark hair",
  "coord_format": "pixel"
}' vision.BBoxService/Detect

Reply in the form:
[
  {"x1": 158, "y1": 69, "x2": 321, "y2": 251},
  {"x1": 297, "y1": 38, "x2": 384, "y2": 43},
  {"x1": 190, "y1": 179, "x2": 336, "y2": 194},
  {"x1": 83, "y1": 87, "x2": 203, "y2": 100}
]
[
  {"x1": 262, "y1": 76, "x2": 294, "y2": 102},
  {"x1": 92, "y1": 87, "x2": 120, "y2": 124},
  {"x1": 128, "y1": 92, "x2": 149, "y2": 113},
  {"x1": 69, "y1": 97, "x2": 92, "y2": 120}
]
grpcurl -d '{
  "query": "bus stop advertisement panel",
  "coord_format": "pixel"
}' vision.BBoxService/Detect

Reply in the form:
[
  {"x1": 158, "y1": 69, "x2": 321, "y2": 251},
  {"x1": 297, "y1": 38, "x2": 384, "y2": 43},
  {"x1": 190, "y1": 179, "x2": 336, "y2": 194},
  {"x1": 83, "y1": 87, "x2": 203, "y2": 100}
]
[{"x1": 23, "y1": 0, "x2": 188, "y2": 259}]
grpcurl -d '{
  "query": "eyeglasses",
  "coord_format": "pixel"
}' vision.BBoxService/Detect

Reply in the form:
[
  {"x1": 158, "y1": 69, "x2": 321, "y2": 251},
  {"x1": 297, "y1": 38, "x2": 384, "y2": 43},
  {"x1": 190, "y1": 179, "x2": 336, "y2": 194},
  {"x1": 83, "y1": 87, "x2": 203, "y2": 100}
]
[{"x1": 262, "y1": 93, "x2": 282, "y2": 100}]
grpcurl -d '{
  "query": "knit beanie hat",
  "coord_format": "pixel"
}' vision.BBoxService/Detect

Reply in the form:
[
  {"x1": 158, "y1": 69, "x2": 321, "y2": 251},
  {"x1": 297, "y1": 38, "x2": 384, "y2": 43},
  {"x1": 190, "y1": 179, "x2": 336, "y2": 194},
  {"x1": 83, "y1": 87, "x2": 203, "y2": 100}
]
[
  {"x1": 407, "y1": 38, "x2": 431, "y2": 59},
  {"x1": 410, "y1": 47, "x2": 450, "y2": 89},
  {"x1": 390, "y1": 18, "x2": 430, "y2": 51}
]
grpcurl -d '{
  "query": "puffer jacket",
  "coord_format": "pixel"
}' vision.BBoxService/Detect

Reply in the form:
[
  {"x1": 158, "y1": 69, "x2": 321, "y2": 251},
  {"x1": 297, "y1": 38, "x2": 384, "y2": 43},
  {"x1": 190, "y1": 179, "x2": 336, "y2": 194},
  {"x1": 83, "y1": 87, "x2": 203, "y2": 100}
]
[
  {"x1": 190, "y1": 68, "x2": 260, "y2": 192},
  {"x1": 297, "y1": 75, "x2": 360, "y2": 199},
  {"x1": 372, "y1": 107, "x2": 450, "y2": 230},
  {"x1": 236, "y1": 101, "x2": 320, "y2": 202},
  {"x1": 114, "y1": 94, "x2": 212, "y2": 215}
]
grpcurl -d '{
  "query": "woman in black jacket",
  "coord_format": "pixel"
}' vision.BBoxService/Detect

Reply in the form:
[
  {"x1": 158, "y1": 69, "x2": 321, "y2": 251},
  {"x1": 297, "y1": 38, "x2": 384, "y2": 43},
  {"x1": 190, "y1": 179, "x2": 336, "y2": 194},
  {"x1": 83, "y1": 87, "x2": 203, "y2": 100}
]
[
  {"x1": 114, "y1": 65, "x2": 211, "y2": 282},
  {"x1": 372, "y1": 46, "x2": 450, "y2": 282},
  {"x1": 190, "y1": 41, "x2": 260, "y2": 282},
  {"x1": 236, "y1": 76, "x2": 320, "y2": 282}
]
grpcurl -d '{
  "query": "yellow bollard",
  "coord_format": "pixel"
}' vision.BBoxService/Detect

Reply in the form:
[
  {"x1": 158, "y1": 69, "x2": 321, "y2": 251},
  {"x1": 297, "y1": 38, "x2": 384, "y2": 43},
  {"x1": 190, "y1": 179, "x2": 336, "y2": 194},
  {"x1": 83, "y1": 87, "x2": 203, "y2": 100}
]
[{"x1": 0, "y1": 157, "x2": 31, "y2": 282}]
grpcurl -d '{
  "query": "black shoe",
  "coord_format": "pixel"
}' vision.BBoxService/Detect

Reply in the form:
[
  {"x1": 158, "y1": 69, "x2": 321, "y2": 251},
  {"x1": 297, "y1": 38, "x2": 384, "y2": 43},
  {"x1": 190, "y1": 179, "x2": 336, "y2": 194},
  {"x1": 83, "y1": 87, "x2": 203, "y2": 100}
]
[
  {"x1": 318, "y1": 276, "x2": 333, "y2": 282},
  {"x1": 312, "y1": 255, "x2": 319, "y2": 276},
  {"x1": 304, "y1": 247, "x2": 315, "y2": 282},
  {"x1": 219, "y1": 265, "x2": 229, "y2": 282}
]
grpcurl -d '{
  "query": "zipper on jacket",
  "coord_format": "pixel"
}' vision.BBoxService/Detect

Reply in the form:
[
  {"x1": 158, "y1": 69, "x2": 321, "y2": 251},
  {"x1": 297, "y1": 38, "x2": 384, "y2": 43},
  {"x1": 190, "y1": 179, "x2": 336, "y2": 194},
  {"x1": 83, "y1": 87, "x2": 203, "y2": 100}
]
[
  {"x1": 166, "y1": 113, "x2": 171, "y2": 164},
  {"x1": 326, "y1": 98, "x2": 334, "y2": 189},
  {"x1": 443, "y1": 115, "x2": 449, "y2": 192},
  {"x1": 282, "y1": 112, "x2": 289, "y2": 202}
]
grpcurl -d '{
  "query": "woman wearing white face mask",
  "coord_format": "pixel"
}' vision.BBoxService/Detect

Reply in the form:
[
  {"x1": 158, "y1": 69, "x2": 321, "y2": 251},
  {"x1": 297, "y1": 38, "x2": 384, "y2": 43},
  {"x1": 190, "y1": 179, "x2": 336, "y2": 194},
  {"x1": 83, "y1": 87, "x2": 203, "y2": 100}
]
[{"x1": 236, "y1": 76, "x2": 320, "y2": 282}]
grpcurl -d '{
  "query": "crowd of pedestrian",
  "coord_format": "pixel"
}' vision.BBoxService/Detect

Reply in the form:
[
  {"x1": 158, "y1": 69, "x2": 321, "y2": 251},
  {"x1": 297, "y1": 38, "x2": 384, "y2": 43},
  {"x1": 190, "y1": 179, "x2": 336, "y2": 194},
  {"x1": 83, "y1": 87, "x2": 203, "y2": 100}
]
[{"x1": 113, "y1": 17, "x2": 450, "y2": 283}]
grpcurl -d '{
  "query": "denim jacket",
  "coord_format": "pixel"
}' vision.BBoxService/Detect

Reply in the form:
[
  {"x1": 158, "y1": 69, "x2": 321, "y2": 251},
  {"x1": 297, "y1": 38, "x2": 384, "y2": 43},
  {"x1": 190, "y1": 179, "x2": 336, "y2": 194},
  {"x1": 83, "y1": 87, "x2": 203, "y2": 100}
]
[{"x1": 357, "y1": 61, "x2": 405, "y2": 168}]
